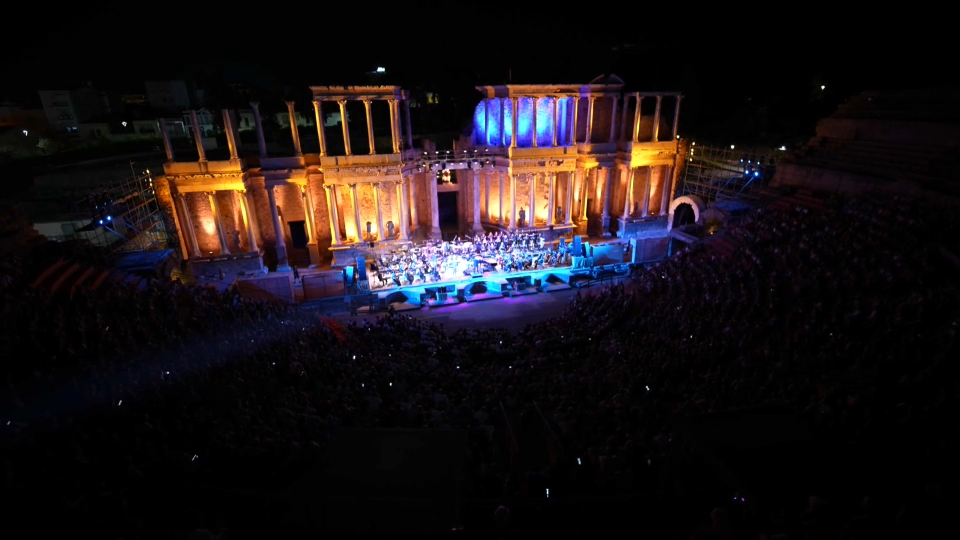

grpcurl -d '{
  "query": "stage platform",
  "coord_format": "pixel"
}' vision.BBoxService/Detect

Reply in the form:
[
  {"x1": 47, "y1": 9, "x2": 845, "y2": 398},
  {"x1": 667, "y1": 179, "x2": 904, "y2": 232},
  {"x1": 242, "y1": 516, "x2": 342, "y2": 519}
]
[{"x1": 359, "y1": 264, "x2": 631, "y2": 312}]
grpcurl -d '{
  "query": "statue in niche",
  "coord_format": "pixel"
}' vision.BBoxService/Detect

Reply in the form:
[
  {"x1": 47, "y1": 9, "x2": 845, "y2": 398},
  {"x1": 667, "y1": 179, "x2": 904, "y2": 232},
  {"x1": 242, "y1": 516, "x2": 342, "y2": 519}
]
[
  {"x1": 386, "y1": 221, "x2": 395, "y2": 238},
  {"x1": 518, "y1": 207, "x2": 526, "y2": 228},
  {"x1": 633, "y1": 201, "x2": 640, "y2": 217}
]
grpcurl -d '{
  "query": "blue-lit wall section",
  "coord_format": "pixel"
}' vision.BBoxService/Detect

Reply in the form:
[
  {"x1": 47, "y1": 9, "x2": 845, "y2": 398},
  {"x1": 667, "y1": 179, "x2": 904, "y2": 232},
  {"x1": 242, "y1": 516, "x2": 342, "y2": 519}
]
[
  {"x1": 488, "y1": 98, "x2": 503, "y2": 145},
  {"x1": 535, "y1": 98, "x2": 554, "y2": 147},
  {"x1": 473, "y1": 100, "x2": 487, "y2": 145},
  {"x1": 473, "y1": 96, "x2": 576, "y2": 147},
  {"x1": 516, "y1": 98, "x2": 533, "y2": 147},
  {"x1": 561, "y1": 97, "x2": 573, "y2": 145}
]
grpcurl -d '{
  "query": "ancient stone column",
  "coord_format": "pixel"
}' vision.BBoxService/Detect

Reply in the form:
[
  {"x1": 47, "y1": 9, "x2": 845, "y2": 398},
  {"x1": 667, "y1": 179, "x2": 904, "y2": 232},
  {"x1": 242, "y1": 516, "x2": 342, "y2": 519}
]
[
  {"x1": 586, "y1": 96, "x2": 596, "y2": 144},
  {"x1": 338, "y1": 100, "x2": 352, "y2": 155},
  {"x1": 404, "y1": 99, "x2": 414, "y2": 150},
  {"x1": 396, "y1": 180, "x2": 409, "y2": 241},
  {"x1": 641, "y1": 167, "x2": 653, "y2": 217},
  {"x1": 510, "y1": 97, "x2": 519, "y2": 149},
  {"x1": 552, "y1": 97, "x2": 560, "y2": 147},
  {"x1": 250, "y1": 102, "x2": 268, "y2": 159},
  {"x1": 363, "y1": 100, "x2": 376, "y2": 154},
  {"x1": 373, "y1": 182, "x2": 385, "y2": 241},
  {"x1": 660, "y1": 165, "x2": 674, "y2": 216},
  {"x1": 500, "y1": 98, "x2": 507, "y2": 146},
  {"x1": 498, "y1": 171, "x2": 505, "y2": 225},
  {"x1": 285, "y1": 102, "x2": 303, "y2": 157},
  {"x1": 159, "y1": 119, "x2": 175, "y2": 162},
  {"x1": 547, "y1": 172, "x2": 556, "y2": 227},
  {"x1": 528, "y1": 174, "x2": 537, "y2": 227},
  {"x1": 484, "y1": 170, "x2": 491, "y2": 223},
  {"x1": 672, "y1": 96, "x2": 683, "y2": 140},
  {"x1": 570, "y1": 96, "x2": 579, "y2": 146},
  {"x1": 300, "y1": 184, "x2": 317, "y2": 251},
  {"x1": 509, "y1": 174, "x2": 517, "y2": 229},
  {"x1": 175, "y1": 193, "x2": 200, "y2": 257},
  {"x1": 428, "y1": 170, "x2": 440, "y2": 238},
  {"x1": 388, "y1": 99, "x2": 401, "y2": 154},
  {"x1": 472, "y1": 168, "x2": 483, "y2": 233},
  {"x1": 579, "y1": 168, "x2": 591, "y2": 221},
  {"x1": 222, "y1": 110, "x2": 239, "y2": 160},
  {"x1": 408, "y1": 174, "x2": 419, "y2": 230},
  {"x1": 348, "y1": 183, "x2": 361, "y2": 242},
  {"x1": 601, "y1": 168, "x2": 613, "y2": 234},
  {"x1": 236, "y1": 190, "x2": 258, "y2": 253},
  {"x1": 189, "y1": 110, "x2": 206, "y2": 162},
  {"x1": 531, "y1": 97, "x2": 539, "y2": 148},
  {"x1": 619, "y1": 95, "x2": 630, "y2": 141},
  {"x1": 651, "y1": 95, "x2": 662, "y2": 143},
  {"x1": 564, "y1": 171, "x2": 574, "y2": 225},
  {"x1": 609, "y1": 96, "x2": 618, "y2": 143},
  {"x1": 207, "y1": 192, "x2": 230, "y2": 254},
  {"x1": 267, "y1": 185, "x2": 288, "y2": 267},
  {"x1": 483, "y1": 98, "x2": 490, "y2": 146},
  {"x1": 323, "y1": 184, "x2": 341, "y2": 245},
  {"x1": 312, "y1": 100, "x2": 327, "y2": 156},
  {"x1": 633, "y1": 94, "x2": 643, "y2": 142},
  {"x1": 622, "y1": 168, "x2": 634, "y2": 218}
]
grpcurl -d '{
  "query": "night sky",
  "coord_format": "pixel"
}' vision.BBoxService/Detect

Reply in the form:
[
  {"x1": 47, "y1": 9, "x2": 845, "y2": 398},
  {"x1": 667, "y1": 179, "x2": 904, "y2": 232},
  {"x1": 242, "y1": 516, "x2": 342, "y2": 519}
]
[{"x1": 0, "y1": 4, "x2": 948, "y2": 142}]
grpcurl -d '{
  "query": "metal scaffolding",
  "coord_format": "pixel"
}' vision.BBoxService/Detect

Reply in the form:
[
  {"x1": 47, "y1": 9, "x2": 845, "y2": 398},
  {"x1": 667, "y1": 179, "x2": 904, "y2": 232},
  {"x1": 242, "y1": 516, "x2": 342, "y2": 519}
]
[
  {"x1": 676, "y1": 144, "x2": 777, "y2": 204},
  {"x1": 77, "y1": 163, "x2": 171, "y2": 253}
]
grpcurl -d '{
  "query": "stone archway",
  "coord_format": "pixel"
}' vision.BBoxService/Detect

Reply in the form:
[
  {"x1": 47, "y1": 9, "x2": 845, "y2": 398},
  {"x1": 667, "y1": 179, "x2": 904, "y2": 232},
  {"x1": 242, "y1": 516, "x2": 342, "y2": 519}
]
[{"x1": 667, "y1": 195, "x2": 706, "y2": 231}]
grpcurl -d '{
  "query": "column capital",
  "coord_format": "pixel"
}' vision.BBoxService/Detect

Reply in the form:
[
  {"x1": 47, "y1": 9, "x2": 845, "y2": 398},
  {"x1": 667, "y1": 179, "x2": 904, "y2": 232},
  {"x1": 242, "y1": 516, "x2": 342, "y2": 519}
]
[
  {"x1": 236, "y1": 188, "x2": 246, "y2": 195},
  {"x1": 348, "y1": 183, "x2": 358, "y2": 189},
  {"x1": 337, "y1": 99, "x2": 349, "y2": 106},
  {"x1": 387, "y1": 98, "x2": 398, "y2": 105},
  {"x1": 323, "y1": 183, "x2": 333, "y2": 191},
  {"x1": 285, "y1": 101, "x2": 296, "y2": 109},
  {"x1": 362, "y1": 99, "x2": 373, "y2": 105},
  {"x1": 250, "y1": 101, "x2": 260, "y2": 109}
]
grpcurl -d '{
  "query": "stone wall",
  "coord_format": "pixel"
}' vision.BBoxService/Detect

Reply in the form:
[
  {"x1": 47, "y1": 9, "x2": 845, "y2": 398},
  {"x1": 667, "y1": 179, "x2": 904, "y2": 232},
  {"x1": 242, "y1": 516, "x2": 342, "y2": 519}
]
[
  {"x1": 249, "y1": 185, "x2": 276, "y2": 248},
  {"x1": 187, "y1": 192, "x2": 219, "y2": 255},
  {"x1": 236, "y1": 273, "x2": 293, "y2": 303}
]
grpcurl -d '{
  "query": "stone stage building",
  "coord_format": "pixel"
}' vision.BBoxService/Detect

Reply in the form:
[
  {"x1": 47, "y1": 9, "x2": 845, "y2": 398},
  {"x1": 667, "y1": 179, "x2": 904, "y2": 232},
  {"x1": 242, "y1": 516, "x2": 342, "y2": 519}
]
[{"x1": 156, "y1": 76, "x2": 684, "y2": 274}]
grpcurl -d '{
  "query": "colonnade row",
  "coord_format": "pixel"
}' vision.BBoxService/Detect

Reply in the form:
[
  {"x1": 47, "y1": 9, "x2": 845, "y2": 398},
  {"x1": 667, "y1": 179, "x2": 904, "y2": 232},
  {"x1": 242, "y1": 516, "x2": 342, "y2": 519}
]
[
  {"x1": 171, "y1": 175, "x2": 428, "y2": 261},
  {"x1": 158, "y1": 99, "x2": 415, "y2": 164},
  {"x1": 171, "y1": 184, "x2": 309, "y2": 261},
  {"x1": 170, "y1": 163, "x2": 675, "y2": 260},
  {"x1": 478, "y1": 93, "x2": 682, "y2": 148}
]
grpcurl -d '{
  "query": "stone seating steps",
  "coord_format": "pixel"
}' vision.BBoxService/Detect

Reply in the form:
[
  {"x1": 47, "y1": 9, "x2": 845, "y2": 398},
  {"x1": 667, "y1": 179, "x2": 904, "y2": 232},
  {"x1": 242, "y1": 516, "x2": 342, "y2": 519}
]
[
  {"x1": 800, "y1": 155, "x2": 932, "y2": 185},
  {"x1": 704, "y1": 232, "x2": 737, "y2": 260},
  {"x1": 30, "y1": 258, "x2": 67, "y2": 289}
]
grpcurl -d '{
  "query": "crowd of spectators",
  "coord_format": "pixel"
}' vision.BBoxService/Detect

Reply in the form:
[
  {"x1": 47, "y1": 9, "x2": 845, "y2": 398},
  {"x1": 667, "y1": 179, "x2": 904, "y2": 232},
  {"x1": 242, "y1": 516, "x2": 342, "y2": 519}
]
[{"x1": 1, "y1": 192, "x2": 958, "y2": 539}]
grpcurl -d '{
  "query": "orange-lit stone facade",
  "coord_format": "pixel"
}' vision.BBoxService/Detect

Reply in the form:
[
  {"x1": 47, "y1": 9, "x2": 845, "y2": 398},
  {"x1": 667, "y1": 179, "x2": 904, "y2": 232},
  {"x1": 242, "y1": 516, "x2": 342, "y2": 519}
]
[{"x1": 156, "y1": 81, "x2": 683, "y2": 270}]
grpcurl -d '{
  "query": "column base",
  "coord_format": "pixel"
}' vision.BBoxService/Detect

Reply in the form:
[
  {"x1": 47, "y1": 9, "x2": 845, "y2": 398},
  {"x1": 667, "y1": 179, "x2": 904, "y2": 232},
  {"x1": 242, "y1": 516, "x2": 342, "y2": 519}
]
[{"x1": 307, "y1": 242, "x2": 321, "y2": 268}]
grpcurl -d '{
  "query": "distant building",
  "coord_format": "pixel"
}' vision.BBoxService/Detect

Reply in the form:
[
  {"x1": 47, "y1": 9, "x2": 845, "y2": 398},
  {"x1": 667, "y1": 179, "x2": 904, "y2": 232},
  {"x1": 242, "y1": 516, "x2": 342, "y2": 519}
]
[
  {"x1": 0, "y1": 101, "x2": 47, "y2": 132},
  {"x1": 145, "y1": 80, "x2": 200, "y2": 112},
  {"x1": 38, "y1": 83, "x2": 120, "y2": 134},
  {"x1": 182, "y1": 109, "x2": 216, "y2": 137}
]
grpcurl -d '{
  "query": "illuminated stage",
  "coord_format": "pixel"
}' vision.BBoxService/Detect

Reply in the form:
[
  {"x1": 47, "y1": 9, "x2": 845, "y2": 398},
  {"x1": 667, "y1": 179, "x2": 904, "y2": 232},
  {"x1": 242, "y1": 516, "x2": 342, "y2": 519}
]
[{"x1": 359, "y1": 263, "x2": 631, "y2": 312}]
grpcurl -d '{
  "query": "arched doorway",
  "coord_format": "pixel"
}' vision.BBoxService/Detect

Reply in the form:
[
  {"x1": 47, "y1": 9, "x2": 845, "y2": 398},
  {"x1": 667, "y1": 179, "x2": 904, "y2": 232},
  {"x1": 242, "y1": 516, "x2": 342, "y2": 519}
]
[
  {"x1": 667, "y1": 195, "x2": 706, "y2": 231},
  {"x1": 673, "y1": 203, "x2": 696, "y2": 228}
]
